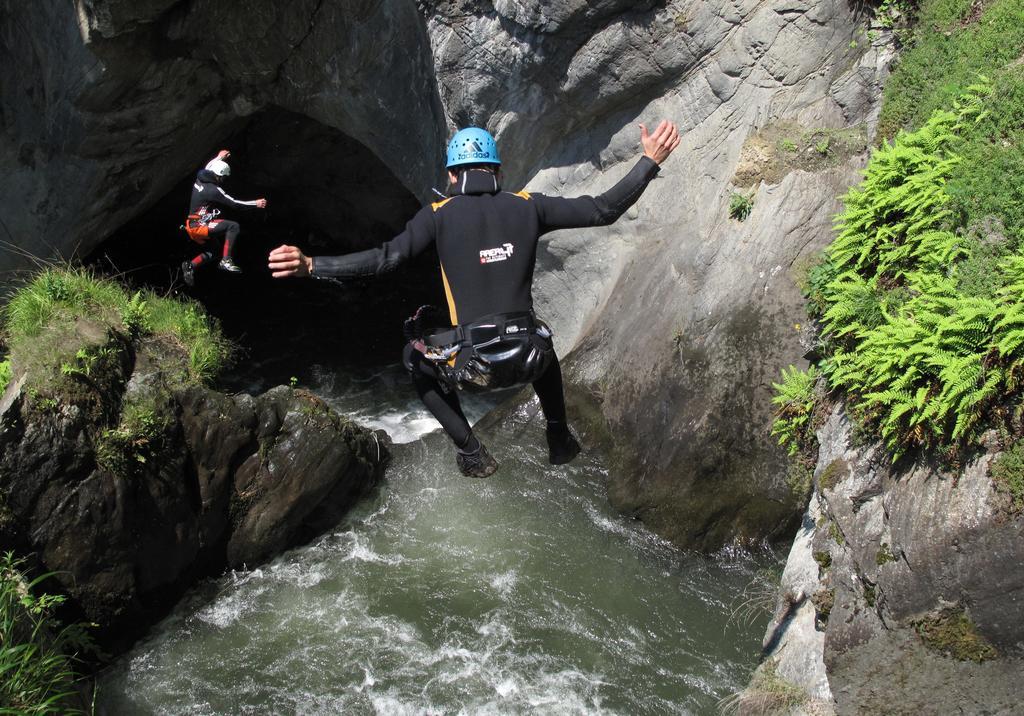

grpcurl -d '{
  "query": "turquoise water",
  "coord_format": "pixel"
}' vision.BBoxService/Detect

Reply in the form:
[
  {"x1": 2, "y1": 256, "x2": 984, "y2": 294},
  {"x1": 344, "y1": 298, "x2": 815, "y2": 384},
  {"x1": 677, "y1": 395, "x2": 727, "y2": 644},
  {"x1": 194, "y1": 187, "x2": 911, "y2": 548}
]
[{"x1": 96, "y1": 374, "x2": 772, "y2": 715}]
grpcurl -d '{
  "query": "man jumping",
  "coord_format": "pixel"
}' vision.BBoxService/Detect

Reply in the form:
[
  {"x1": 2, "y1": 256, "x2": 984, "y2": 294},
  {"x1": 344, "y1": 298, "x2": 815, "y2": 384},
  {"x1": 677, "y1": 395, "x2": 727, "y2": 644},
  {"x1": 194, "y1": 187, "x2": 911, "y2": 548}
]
[
  {"x1": 182, "y1": 149, "x2": 267, "y2": 286},
  {"x1": 268, "y1": 121, "x2": 680, "y2": 477}
]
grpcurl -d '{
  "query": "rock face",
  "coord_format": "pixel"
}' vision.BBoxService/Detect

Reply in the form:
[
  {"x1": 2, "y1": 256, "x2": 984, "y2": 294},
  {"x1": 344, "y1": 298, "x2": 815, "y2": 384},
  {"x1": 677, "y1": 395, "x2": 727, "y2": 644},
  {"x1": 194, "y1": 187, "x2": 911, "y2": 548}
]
[
  {"x1": 760, "y1": 406, "x2": 1024, "y2": 714},
  {"x1": 2, "y1": 0, "x2": 892, "y2": 549},
  {"x1": 0, "y1": 329, "x2": 388, "y2": 652}
]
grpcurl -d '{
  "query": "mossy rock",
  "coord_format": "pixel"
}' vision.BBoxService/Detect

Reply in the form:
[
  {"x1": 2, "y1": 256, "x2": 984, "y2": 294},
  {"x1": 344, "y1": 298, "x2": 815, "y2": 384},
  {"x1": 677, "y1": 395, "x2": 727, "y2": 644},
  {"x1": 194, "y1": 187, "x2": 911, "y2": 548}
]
[
  {"x1": 818, "y1": 458, "x2": 848, "y2": 492},
  {"x1": 912, "y1": 607, "x2": 999, "y2": 663}
]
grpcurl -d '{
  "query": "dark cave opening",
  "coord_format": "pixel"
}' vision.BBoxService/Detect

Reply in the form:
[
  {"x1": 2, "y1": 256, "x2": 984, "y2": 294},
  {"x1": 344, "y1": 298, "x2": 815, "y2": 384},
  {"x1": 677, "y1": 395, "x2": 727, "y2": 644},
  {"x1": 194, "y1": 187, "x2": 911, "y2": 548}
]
[{"x1": 89, "y1": 106, "x2": 446, "y2": 391}]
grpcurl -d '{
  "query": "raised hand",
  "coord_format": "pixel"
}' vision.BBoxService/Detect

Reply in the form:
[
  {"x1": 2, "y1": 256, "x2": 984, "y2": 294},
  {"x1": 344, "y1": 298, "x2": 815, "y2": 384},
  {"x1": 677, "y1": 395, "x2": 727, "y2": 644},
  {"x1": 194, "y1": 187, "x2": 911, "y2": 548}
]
[
  {"x1": 268, "y1": 245, "x2": 312, "y2": 278},
  {"x1": 639, "y1": 120, "x2": 681, "y2": 165},
  {"x1": 256, "y1": 198, "x2": 268, "y2": 209}
]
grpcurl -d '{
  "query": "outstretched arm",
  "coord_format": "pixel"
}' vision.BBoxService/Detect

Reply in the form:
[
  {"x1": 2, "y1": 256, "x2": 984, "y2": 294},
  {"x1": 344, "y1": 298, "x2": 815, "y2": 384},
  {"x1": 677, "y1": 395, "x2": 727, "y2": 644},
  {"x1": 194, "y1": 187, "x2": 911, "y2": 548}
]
[
  {"x1": 534, "y1": 120, "x2": 680, "y2": 232},
  {"x1": 211, "y1": 187, "x2": 267, "y2": 210},
  {"x1": 269, "y1": 205, "x2": 437, "y2": 279}
]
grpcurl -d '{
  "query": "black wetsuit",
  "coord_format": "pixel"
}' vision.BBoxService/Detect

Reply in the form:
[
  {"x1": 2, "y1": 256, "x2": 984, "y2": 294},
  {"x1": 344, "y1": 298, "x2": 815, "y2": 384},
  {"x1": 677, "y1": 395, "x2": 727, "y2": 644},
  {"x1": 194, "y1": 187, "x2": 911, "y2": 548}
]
[
  {"x1": 187, "y1": 168, "x2": 262, "y2": 265},
  {"x1": 311, "y1": 156, "x2": 661, "y2": 449}
]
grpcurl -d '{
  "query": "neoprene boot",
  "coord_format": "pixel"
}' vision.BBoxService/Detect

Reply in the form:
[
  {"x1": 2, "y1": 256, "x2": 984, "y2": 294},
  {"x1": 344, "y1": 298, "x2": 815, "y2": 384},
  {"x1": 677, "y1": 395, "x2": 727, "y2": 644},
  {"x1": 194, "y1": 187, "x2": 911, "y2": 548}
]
[
  {"x1": 456, "y1": 441, "x2": 498, "y2": 478},
  {"x1": 546, "y1": 423, "x2": 581, "y2": 465},
  {"x1": 218, "y1": 257, "x2": 242, "y2": 273}
]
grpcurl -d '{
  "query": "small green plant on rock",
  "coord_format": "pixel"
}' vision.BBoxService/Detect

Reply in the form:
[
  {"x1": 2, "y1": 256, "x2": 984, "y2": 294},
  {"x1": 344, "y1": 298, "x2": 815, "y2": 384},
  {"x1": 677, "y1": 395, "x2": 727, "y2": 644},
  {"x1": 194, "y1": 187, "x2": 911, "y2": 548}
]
[
  {"x1": 785, "y1": 461, "x2": 814, "y2": 504},
  {"x1": 818, "y1": 458, "x2": 846, "y2": 492},
  {"x1": 913, "y1": 607, "x2": 998, "y2": 662},
  {"x1": 96, "y1": 400, "x2": 171, "y2": 477},
  {"x1": 770, "y1": 365, "x2": 819, "y2": 456},
  {"x1": 0, "y1": 358, "x2": 10, "y2": 394},
  {"x1": 811, "y1": 587, "x2": 835, "y2": 623},
  {"x1": 876, "y1": 542, "x2": 897, "y2": 565},
  {"x1": 815, "y1": 137, "x2": 830, "y2": 156},
  {"x1": 120, "y1": 291, "x2": 151, "y2": 338},
  {"x1": 729, "y1": 191, "x2": 754, "y2": 222},
  {"x1": 828, "y1": 519, "x2": 845, "y2": 546},
  {"x1": 778, "y1": 138, "x2": 798, "y2": 152},
  {"x1": 990, "y1": 440, "x2": 1024, "y2": 514}
]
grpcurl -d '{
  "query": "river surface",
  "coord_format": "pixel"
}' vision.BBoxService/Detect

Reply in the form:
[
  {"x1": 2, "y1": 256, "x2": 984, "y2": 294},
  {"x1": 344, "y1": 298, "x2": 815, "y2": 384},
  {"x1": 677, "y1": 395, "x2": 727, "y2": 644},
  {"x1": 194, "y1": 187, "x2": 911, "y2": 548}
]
[{"x1": 96, "y1": 365, "x2": 776, "y2": 715}]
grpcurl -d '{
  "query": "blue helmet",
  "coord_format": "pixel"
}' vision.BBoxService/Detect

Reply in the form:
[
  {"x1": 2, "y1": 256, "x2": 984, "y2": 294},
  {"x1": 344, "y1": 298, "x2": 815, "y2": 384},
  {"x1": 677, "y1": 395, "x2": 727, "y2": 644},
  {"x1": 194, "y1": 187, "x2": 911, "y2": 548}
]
[{"x1": 445, "y1": 127, "x2": 500, "y2": 169}]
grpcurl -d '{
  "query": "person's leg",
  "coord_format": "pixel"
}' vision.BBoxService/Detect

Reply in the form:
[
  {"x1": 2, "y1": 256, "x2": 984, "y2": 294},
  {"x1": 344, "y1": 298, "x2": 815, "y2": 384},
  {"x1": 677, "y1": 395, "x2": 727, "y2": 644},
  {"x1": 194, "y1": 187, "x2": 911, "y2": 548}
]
[
  {"x1": 181, "y1": 249, "x2": 214, "y2": 286},
  {"x1": 403, "y1": 343, "x2": 496, "y2": 477},
  {"x1": 208, "y1": 221, "x2": 242, "y2": 271},
  {"x1": 532, "y1": 353, "x2": 581, "y2": 465},
  {"x1": 191, "y1": 250, "x2": 216, "y2": 268}
]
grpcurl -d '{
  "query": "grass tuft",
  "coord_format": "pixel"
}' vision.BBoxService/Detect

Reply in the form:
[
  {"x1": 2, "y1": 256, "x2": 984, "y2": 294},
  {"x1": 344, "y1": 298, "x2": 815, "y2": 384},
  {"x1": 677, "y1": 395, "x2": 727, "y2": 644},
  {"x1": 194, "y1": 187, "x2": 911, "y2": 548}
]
[
  {"x1": 0, "y1": 552, "x2": 90, "y2": 714},
  {"x1": 3, "y1": 267, "x2": 233, "y2": 390},
  {"x1": 718, "y1": 658, "x2": 808, "y2": 716}
]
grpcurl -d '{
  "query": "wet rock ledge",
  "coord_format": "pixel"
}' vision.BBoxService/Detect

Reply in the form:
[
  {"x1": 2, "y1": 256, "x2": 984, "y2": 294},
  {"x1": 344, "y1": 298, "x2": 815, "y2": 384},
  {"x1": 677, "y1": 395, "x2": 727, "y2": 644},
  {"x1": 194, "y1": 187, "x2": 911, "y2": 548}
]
[{"x1": 0, "y1": 317, "x2": 389, "y2": 653}]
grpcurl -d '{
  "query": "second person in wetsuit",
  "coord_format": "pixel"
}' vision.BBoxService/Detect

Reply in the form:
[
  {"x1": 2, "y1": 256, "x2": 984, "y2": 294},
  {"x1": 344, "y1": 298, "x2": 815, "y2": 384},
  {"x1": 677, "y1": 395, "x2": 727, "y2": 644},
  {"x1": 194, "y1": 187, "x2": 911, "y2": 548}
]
[
  {"x1": 267, "y1": 121, "x2": 680, "y2": 477},
  {"x1": 182, "y1": 150, "x2": 267, "y2": 286}
]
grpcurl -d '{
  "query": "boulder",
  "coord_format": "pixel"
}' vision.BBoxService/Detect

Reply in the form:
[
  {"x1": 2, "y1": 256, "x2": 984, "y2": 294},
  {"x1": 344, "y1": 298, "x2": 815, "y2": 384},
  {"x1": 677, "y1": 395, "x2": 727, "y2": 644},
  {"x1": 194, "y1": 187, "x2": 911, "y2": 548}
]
[{"x1": 0, "y1": 329, "x2": 389, "y2": 652}]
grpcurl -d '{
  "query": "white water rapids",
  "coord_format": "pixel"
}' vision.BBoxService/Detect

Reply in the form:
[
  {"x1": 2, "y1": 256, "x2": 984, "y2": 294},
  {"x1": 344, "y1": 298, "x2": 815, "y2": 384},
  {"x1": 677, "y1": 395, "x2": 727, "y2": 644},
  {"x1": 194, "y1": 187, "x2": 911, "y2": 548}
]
[{"x1": 96, "y1": 364, "x2": 775, "y2": 714}]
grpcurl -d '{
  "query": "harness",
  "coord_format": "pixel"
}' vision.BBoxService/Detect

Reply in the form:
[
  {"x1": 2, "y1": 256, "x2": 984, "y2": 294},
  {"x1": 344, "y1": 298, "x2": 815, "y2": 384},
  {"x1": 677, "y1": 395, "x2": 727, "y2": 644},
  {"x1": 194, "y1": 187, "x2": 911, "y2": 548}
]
[
  {"x1": 405, "y1": 307, "x2": 555, "y2": 391},
  {"x1": 182, "y1": 207, "x2": 221, "y2": 244}
]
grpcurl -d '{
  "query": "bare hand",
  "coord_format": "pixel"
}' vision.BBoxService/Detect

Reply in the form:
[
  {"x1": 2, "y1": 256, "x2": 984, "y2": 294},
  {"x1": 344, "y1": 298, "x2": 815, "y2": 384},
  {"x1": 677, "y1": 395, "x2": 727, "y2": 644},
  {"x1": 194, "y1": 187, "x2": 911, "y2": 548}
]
[
  {"x1": 256, "y1": 198, "x2": 268, "y2": 209},
  {"x1": 639, "y1": 120, "x2": 681, "y2": 165},
  {"x1": 216, "y1": 149, "x2": 231, "y2": 160},
  {"x1": 268, "y1": 244, "x2": 312, "y2": 278}
]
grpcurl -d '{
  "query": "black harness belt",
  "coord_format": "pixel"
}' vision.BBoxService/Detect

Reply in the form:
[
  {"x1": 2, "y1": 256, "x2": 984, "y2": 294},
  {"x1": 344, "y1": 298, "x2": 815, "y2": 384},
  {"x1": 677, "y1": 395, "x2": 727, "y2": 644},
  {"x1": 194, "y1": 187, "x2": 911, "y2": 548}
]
[
  {"x1": 424, "y1": 311, "x2": 543, "y2": 348},
  {"x1": 406, "y1": 309, "x2": 554, "y2": 392}
]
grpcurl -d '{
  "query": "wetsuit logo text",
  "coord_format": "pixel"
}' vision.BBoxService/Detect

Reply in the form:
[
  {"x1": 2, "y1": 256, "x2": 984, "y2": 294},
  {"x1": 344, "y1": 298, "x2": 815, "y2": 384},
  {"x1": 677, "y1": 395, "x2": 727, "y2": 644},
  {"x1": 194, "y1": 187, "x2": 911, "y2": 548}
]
[{"x1": 480, "y1": 243, "x2": 514, "y2": 264}]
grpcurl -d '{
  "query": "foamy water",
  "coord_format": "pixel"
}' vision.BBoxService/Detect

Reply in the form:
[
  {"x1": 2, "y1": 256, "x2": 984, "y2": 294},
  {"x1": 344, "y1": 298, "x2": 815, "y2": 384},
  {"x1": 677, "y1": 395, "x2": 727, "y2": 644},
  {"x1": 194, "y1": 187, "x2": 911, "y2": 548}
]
[{"x1": 96, "y1": 371, "x2": 772, "y2": 714}]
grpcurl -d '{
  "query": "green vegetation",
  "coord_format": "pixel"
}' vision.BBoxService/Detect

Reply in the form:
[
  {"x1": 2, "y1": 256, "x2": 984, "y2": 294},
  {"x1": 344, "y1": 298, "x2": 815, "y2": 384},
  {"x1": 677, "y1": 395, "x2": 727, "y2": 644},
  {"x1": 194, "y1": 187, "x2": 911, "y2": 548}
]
[
  {"x1": 773, "y1": 1, "x2": 1024, "y2": 473},
  {"x1": 3, "y1": 267, "x2": 232, "y2": 392},
  {"x1": 770, "y1": 365, "x2": 819, "y2": 457},
  {"x1": 728, "y1": 567, "x2": 782, "y2": 628},
  {"x1": 797, "y1": 80, "x2": 1024, "y2": 460},
  {"x1": 913, "y1": 607, "x2": 999, "y2": 662},
  {"x1": 990, "y1": 441, "x2": 1024, "y2": 513},
  {"x1": 828, "y1": 519, "x2": 845, "y2": 546},
  {"x1": 96, "y1": 399, "x2": 172, "y2": 477},
  {"x1": 0, "y1": 553, "x2": 89, "y2": 714},
  {"x1": 813, "y1": 550, "x2": 832, "y2": 571},
  {"x1": 718, "y1": 658, "x2": 808, "y2": 715},
  {"x1": 729, "y1": 191, "x2": 754, "y2": 221},
  {"x1": 811, "y1": 587, "x2": 834, "y2": 622},
  {"x1": 0, "y1": 358, "x2": 10, "y2": 394},
  {"x1": 818, "y1": 458, "x2": 846, "y2": 492},
  {"x1": 878, "y1": 0, "x2": 1024, "y2": 140},
  {"x1": 734, "y1": 123, "x2": 869, "y2": 188},
  {"x1": 784, "y1": 462, "x2": 813, "y2": 504},
  {"x1": 876, "y1": 542, "x2": 897, "y2": 565},
  {"x1": 863, "y1": 582, "x2": 876, "y2": 607}
]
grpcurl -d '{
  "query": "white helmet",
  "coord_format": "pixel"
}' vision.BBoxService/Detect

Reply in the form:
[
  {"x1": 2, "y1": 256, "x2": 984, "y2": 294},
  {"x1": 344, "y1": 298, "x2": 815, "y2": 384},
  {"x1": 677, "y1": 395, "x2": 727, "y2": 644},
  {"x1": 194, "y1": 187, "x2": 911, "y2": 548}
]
[{"x1": 206, "y1": 158, "x2": 231, "y2": 177}]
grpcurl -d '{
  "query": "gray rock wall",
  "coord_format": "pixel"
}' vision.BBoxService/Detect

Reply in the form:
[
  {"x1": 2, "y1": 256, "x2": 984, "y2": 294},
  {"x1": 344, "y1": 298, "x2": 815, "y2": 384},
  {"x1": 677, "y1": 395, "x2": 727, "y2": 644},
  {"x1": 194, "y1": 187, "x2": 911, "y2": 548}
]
[{"x1": 761, "y1": 405, "x2": 1024, "y2": 714}]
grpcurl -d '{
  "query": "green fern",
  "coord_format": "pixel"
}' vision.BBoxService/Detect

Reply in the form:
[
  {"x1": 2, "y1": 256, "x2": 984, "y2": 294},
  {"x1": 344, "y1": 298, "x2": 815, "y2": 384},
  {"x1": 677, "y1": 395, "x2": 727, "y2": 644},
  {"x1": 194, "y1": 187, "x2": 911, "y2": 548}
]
[
  {"x1": 771, "y1": 366, "x2": 819, "y2": 456},
  {"x1": 779, "y1": 78, "x2": 1024, "y2": 458}
]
